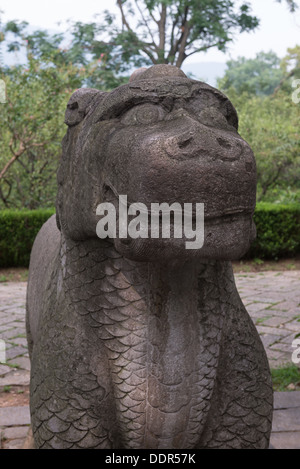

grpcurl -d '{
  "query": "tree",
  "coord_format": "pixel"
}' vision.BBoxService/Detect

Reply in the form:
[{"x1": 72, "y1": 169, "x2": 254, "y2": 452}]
[
  {"x1": 2, "y1": 2, "x2": 298, "y2": 81},
  {"x1": 273, "y1": 45, "x2": 300, "y2": 95},
  {"x1": 99, "y1": 0, "x2": 261, "y2": 68},
  {"x1": 2, "y1": 19, "x2": 129, "y2": 91},
  {"x1": 0, "y1": 14, "x2": 133, "y2": 210},
  {"x1": 217, "y1": 45, "x2": 300, "y2": 201},
  {"x1": 97, "y1": 0, "x2": 298, "y2": 69},
  {"x1": 0, "y1": 52, "x2": 95, "y2": 209},
  {"x1": 217, "y1": 52, "x2": 285, "y2": 96},
  {"x1": 224, "y1": 87, "x2": 300, "y2": 202},
  {"x1": 0, "y1": 2, "x2": 298, "y2": 208},
  {"x1": 277, "y1": 0, "x2": 298, "y2": 11}
]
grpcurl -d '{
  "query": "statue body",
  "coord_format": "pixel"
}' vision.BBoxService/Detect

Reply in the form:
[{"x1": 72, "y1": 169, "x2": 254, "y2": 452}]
[{"x1": 26, "y1": 65, "x2": 273, "y2": 449}]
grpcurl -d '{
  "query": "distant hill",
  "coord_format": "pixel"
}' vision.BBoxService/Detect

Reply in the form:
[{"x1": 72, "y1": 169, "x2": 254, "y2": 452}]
[{"x1": 182, "y1": 61, "x2": 227, "y2": 88}]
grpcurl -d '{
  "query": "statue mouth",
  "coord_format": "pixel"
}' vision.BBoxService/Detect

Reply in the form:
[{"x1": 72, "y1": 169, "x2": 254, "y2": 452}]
[
  {"x1": 98, "y1": 180, "x2": 255, "y2": 254},
  {"x1": 97, "y1": 189, "x2": 256, "y2": 259},
  {"x1": 153, "y1": 208, "x2": 252, "y2": 224},
  {"x1": 204, "y1": 208, "x2": 254, "y2": 222},
  {"x1": 102, "y1": 180, "x2": 254, "y2": 229}
]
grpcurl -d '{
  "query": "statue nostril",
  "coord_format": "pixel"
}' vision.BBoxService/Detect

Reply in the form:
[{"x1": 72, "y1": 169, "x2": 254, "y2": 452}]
[
  {"x1": 164, "y1": 131, "x2": 197, "y2": 159},
  {"x1": 178, "y1": 136, "x2": 193, "y2": 149}
]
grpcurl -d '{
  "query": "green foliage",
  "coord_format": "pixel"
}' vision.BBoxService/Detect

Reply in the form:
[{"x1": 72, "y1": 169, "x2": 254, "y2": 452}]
[
  {"x1": 276, "y1": 0, "x2": 298, "y2": 12},
  {"x1": 0, "y1": 55, "x2": 86, "y2": 209},
  {"x1": 243, "y1": 93, "x2": 299, "y2": 201},
  {"x1": 248, "y1": 203, "x2": 300, "y2": 260},
  {"x1": 0, "y1": 203, "x2": 299, "y2": 267},
  {"x1": 56, "y1": 0, "x2": 296, "y2": 70},
  {"x1": 271, "y1": 364, "x2": 300, "y2": 392},
  {"x1": 218, "y1": 46, "x2": 300, "y2": 202},
  {"x1": 278, "y1": 45, "x2": 300, "y2": 94},
  {"x1": 218, "y1": 45, "x2": 300, "y2": 98},
  {"x1": 0, "y1": 209, "x2": 55, "y2": 267},
  {"x1": 218, "y1": 52, "x2": 285, "y2": 96},
  {"x1": 1, "y1": 19, "x2": 130, "y2": 90},
  {"x1": 0, "y1": 8, "x2": 299, "y2": 212},
  {"x1": 97, "y1": 0, "x2": 260, "y2": 68},
  {"x1": 0, "y1": 23, "x2": 116, "y2": 210},
  {"x1": 220, "y1": 82, "x2": 300, "y2": 202},
  {"x1": 281, "y1": 45, "x2": 300, "y2": 77}
]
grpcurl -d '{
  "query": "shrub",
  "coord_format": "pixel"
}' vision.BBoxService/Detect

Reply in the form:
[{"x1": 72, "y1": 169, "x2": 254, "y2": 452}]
[
  {"x1": 0, "y1": 203, "x2": 299, "y2": 267},
  {"x1": 0, "y1": 209, "x2": 55, "y2": 268},
  {"x1": 248, "y1": 202, "x2": 300, "y2": 259}
]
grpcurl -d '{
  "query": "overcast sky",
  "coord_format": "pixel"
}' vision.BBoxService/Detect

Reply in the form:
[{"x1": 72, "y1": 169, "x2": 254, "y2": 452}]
[{"x1": 0, "y1": 0, "x2": 299, "y2": 63}]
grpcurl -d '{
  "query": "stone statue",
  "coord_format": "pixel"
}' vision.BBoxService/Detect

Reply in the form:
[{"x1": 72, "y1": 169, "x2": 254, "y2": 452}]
[{"x1": 26, "y1": 65, "x2": 273, "y2": 449}]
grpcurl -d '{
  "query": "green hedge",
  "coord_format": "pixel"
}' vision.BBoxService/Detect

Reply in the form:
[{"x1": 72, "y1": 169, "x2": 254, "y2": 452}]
[
  {"x1": 248, "y1": 202, "x2": 300, "y2": 260},
  {"x1": 0, "y1": 209, "x2": 55, "y2": 268},
  {"x1": 0, "y1": 203, "x2": 299, "y2": 267}
]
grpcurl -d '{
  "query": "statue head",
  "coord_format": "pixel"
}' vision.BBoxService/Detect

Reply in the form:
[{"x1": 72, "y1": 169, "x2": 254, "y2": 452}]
[{"x1": 57, "y1": 64, "x2": 256, "y2": 261}]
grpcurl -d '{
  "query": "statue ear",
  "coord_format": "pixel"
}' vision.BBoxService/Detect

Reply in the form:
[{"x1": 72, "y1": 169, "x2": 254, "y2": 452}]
[{"x1": 64, "y1": 88, "x2": 104, "y2": 127}]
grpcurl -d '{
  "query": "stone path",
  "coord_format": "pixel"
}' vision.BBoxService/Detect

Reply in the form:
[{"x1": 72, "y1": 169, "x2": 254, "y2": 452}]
[
  {"x1": 235, "y1": 270, "x2": 300, "y2": 368},
  {"x1": 0, "y1": 272, "x2": 299, "y2": 449},
  {"x1": 0, "y1": 282, "x2": 31, "y2": 449}
]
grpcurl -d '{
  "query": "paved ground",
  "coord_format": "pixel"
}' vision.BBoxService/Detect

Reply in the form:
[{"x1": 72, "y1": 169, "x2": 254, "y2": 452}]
[
  {"x1": 0, "y1": 271, "x2": 299, "y2": 449},
  {"x1": 235, "y1": 270, "x2": 300, "y2": 368}
]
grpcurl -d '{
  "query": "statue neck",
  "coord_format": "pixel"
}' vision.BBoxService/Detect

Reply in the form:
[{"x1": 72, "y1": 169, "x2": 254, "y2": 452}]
[{"x1": 60, "y1": 235, "x2": 235, "y2": 448}]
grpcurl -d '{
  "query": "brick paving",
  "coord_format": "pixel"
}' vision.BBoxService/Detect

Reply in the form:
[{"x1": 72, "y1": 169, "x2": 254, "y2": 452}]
[
  {"x1": 0, "y1": 272, "x2": 300, "y2": 449},
  {"x1": 235, "y1": 270, "x2": 300, "y2": 368}
]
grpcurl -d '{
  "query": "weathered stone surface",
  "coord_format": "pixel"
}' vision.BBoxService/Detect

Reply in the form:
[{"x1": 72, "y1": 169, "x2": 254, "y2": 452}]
[
  {"x1": 270, "y1": 432, "x2": 300, "y2": 450},
  {"x1": 272, "y1": 408, "x2": 300, "y2": 432},
  {"x1": 0, "y1": 365, "x2": 11, "y2": 376},
  {"x1": 0, "y1": 406, "x2": 30, "y2": 426},
  {"x1": 3, "y1": 425, "x2": 30, "y2": 440},
  {"x1": 26, "y1": 64, "x2": 273, "y2": 449},
  {"x1": 0, "y1": 370, "x2": 30, "y2": 386},
  {"x1": 274, "y1": 391, "x2": 300, "y2": 410},
  {"x1": 8, "y1": 356, "x2": 31, "y2": 371}
]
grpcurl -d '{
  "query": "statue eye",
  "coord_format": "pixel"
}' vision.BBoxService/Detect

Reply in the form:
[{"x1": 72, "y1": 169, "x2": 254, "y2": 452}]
[
  {"x1": 197, "y1": 108, "x2": 235, "y2": 131},
  {"x1": 121, "y1": 103, "x2": 166, "y2": 125}
]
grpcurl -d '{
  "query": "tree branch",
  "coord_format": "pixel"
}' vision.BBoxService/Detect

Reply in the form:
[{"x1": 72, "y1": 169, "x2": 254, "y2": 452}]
[
  {"x1": 258, "y1": 163, "x2": 287, "y2": 200},
  {"x1": 0, "y1": 179, "x2": 13, "y2": 208},
  {"x1": 0, "y1": 155, "x2": 19, "y2": 181},
  {"x1": 134, "y1": 0, "x2": 159, "y2": 53},
  {"x1": 116, "y1": 0, "x2": 158, "y2": 64},
  {"x1": 117, "y1": 0, "x2": 133, "y2": 32},
  {"x1": 0, "y1": 138, "x2": 47, "y2": 181},
  {"x1": 0, "y1": 140, "x2": 26, "y2": 181},
  {"x1": 158, "y1": 3, "x2": 167, "y2": 59},
  {"x1": 169, "y1": 11, "x2": 181, "y2": 61},
  {"x1": 16, "y1": 156, "x2": 30, "y2": 173},
  {"x1": 175, "y1": 22, "x2": 191, "y2": 68},
  {"x1": 185, "y1": 40, "x2": 227, "y2": 58},
  {"x1": 167, "y1": 5, "x2": 190, "y2": 65},
  {"x1": 272, "y1": 69, "x2": 295, "y2": 96},
  {"x1": 144, "y1": 1, "x2": 160, "y2": 25},
  {"x1": 140, "y1": 46, "x2": 158, "y2": 64}
]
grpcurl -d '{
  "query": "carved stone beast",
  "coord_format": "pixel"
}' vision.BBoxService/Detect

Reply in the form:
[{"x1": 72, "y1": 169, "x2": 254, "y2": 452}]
[{"x1": 26, "y1": 65, "x2": 273, "y2": 449}]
